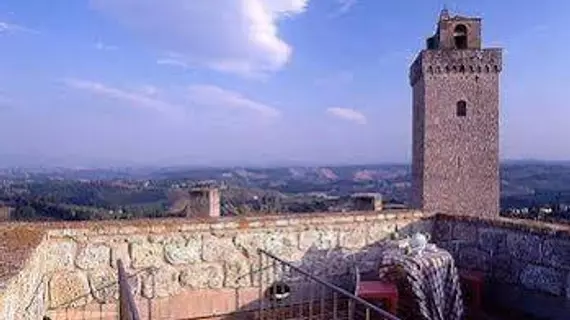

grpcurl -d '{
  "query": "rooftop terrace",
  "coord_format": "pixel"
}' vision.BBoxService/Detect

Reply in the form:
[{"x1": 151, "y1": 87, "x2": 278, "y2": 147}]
[{"x1": 0, "y1": 206, "x2": 569, "y2": 320}]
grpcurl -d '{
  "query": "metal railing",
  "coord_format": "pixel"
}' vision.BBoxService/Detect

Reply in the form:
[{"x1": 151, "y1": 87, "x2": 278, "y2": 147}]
[
  {"x1": 118, "y1": 259, "x2": 141, "y2": 320},
  {"x1": 257, "y1": 249, "x2": 401, "y2": 320}
]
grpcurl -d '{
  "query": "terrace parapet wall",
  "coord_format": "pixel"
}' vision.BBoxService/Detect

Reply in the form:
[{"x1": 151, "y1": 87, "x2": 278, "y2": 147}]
[
  {"x1": 433, "y1": 214, "x2": 570, "y2": 298},
  {"x1": 3, "y1": 211, "x2": 570, "y2": 320},
  {"x1": 0, "y1": 210, "x2": 432, "y2": 320}
]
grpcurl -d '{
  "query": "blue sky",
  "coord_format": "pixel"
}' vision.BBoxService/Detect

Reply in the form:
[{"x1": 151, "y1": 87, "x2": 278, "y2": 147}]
[{"x1": 0, "y1": 0, "x2": 569, "y2": 167}]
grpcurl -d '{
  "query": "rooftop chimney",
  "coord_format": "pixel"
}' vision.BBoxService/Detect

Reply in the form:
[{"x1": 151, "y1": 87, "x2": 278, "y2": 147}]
[
  {"x1": 186, "y1": 187, "x2": 221, "y2": 218},
  {"x1": 352, "y1": 193, "x2": 383, "y2": 212}
]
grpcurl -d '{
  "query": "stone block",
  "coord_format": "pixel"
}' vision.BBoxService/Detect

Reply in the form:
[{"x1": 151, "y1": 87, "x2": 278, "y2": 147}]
[
  {"x1": 44, "y1": 240, "x2": 77, "y2": 272},
  {"x1": 180, "y1": 263, "x2": 224, "y2": 289},
  {"x1": 164, "y1": 235, "x2": 202, "y2": 265},
  {"x1": 457, "y1": 244, "x2": 490, "y2": 272},
  {"x1": 542, "y1": 239, "x2": 570, "y2": 270},
  {"x1": 506, "y1": 233, "x2": 541, "y2": 262},
  {"x1": 298, "y1": 248, "x2": 333, "y2": 278},
  {"x1": 224, "y1": 260, "x2": 252, "y2": 288},
  {"x1": 338, "y1": 226, "x2": 367, "y2": 249},
  {"x1": 141, "y1": 265, "x2": 180, "y2": 298},
  {"x1": 366, "y1": 223, "x2": 392, "y2": 244},
  {"x1": 49, "y1": 271, "x2": 90, "y2": 308},
  {"x1": 299, "y1": 228, "x2": 337, "y2": 250},
  {"x1": 202, "y1": 235, "x2": 242, "y2": 262},
  {"x1": 479, "y1": 228, "x2": 507, "y2": 254},
  {"x1": 395, "y1": 219, "x2": 415, "y2": 237},
  {"x1": 411, "y1": 218, "x2": 434, "y2": 235},
  {"x1": 324, "y1": 249, "x2": 351, "y2": 276},
  {"x1": 88, "y1": 268, "x2": 118, "y2": 303},
  {"x1": 520, "y1": 265, "x2": 565, "y2": 296},
  {"x1": 263, "y1": 232, "x2": 299, "y2": 261},
  {"x1": 436, "y1": 240, "x2": 459, "y2": 256},
  {"x1": 0, "y1": 294, "x2": 15, "y2": 320},
  {"x1": 130, "y1": 242, "x2": 164, "y2": 269},
  {"x1": 235, "y1": 231, "x2": 300, "y2": 262},
  {"x1": 22, "y1": 280, "x2": 46, "y2": 320},
  {"x1": 76, "y1": 244, "x2": 111, "y2": 270},
  {"x1": 433, "y1": 220, "x2": 452, "y2": 241},
  {"x1": 452, "y1": 223, "x2": 477, "y2": 243},
  {"x1": 111, "y1": 242, "x2": 131, "y2": 269},
  {"x1": 567, "y1": 274, "x2": 570, "y2": 300},
  {"x1": 489, "y1": 254, "x2": 521, "y2": 284}
]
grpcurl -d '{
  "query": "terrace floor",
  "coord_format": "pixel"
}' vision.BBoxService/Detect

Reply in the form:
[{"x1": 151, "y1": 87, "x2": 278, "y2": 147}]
[{"x1": 171, "y1": 300, "x2": 515, "y2": 320}]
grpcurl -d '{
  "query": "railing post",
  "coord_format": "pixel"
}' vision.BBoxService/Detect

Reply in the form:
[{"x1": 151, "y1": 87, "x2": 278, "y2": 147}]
[
  {"x1": 117, "y1": 259, "x2": 141, "y2": 320},
  {"x1": 258, "y1": 250, "x2": 264, "y2": 320}
]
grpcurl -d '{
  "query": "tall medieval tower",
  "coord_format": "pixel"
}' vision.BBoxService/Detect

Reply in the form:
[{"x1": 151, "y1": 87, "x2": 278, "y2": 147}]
[{"x1": 410, "y1": 10, "x2": 502, "y2": 217}]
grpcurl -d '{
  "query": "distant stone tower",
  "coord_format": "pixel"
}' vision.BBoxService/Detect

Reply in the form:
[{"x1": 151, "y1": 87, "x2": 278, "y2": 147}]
[{"x1": 410, "y1": 10, "x2": 502, "y2": 217}]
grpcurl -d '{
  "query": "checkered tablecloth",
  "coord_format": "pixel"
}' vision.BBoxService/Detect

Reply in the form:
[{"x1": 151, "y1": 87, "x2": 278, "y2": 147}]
[{"x1": 378, "y1": 246, "x2": 464, "y2": 320}]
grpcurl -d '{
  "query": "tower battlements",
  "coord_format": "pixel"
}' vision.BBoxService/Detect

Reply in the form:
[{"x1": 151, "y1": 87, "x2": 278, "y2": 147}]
[{"x1": 409, "y1": 48, "x2": 502, "y2": 86}]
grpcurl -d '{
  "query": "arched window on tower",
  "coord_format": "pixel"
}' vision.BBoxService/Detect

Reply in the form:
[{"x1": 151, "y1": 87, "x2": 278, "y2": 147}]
[
  {"x1": 453, "y1": 24, "x2": 468, "y2": 49},
  {"x1": 456, "y1": 100, "x2": 467, "y2": 117}
]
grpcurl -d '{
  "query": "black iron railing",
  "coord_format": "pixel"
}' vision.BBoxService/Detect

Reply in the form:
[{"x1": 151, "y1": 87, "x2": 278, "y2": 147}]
[
  {"x1": 257, "y1": 249, "x2": 401, "y2": 320},
  {"x1": 118, "y1": 259, "x2": 141, "y2": 320}
]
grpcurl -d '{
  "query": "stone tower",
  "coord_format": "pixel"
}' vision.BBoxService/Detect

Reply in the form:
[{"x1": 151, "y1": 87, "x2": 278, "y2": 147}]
[{"x1": 410, "y1": 10, "x2": 502, "y2": 217}]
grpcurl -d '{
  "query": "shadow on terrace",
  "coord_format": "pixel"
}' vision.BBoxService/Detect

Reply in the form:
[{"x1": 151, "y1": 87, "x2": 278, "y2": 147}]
[
  {"x1": 214, "y1": 215, "x2": 570, "y2": 320},
  {"x1": 220, "y1": 220, "x2": 427, "y2": 320}
]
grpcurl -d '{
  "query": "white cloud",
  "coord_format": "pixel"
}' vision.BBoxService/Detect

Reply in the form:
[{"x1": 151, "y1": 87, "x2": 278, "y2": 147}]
[
  {"x1": 0, "y1": 21, "x2": 38, "y2": 34},
  {"x1": 138, "y1": 85, "x2": 159, "y2": 96},
  {"x1": 156, "y1": 53, "x2": 192, "y2": 69},
  {"x1": 94, "y1": 41, "x2": 118, "y2": 51},
  {"x1": 331, "y1": 0, "x2": 357, "y2": 17},
  {"x1": 187, "y1": 85, "x2": 281, "y2": 118},
  {"x1": 91, "y1": 0, "x2": 309, "y2": 76},
  {"x1": 327, "y1": 107, "x2": 366, "y2": 124},
  {"x1": 62, "y1": 79, "x2": 279, "y2": 119},
  {"x1": 62, "y1": 78, "x2": 181, "y2": 114}
]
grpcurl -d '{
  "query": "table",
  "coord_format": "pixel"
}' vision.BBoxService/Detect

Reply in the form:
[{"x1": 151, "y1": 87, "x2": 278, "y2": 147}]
[{"x1": 378, "y1": 245, "x2": 464, "y2": 320}]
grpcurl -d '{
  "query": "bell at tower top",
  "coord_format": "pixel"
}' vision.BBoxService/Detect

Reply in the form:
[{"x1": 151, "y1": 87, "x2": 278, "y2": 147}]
[{"x1": 426, "y1": 9, "x2": 482, "y2": 50}]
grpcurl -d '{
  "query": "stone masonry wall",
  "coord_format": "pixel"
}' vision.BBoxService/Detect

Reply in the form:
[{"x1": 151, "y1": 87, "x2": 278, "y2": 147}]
[
  {"x1": 0, "y1": 210, "x2": 432, "y2": 320},
  {"x1": 3, "y1": 211, "x2": 570, "y2": 320},
  {"x1": 433, "y1": 214, "x2": 570, "y2": 298}
]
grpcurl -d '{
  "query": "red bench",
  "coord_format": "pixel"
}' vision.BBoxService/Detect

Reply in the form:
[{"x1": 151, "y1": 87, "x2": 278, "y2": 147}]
[
  {"x1": 356, "y1": 280, "x2": 399, "y2": 315},
  {"x1": 459, "y1": 270, "x2": 485, "y2": 312}
]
